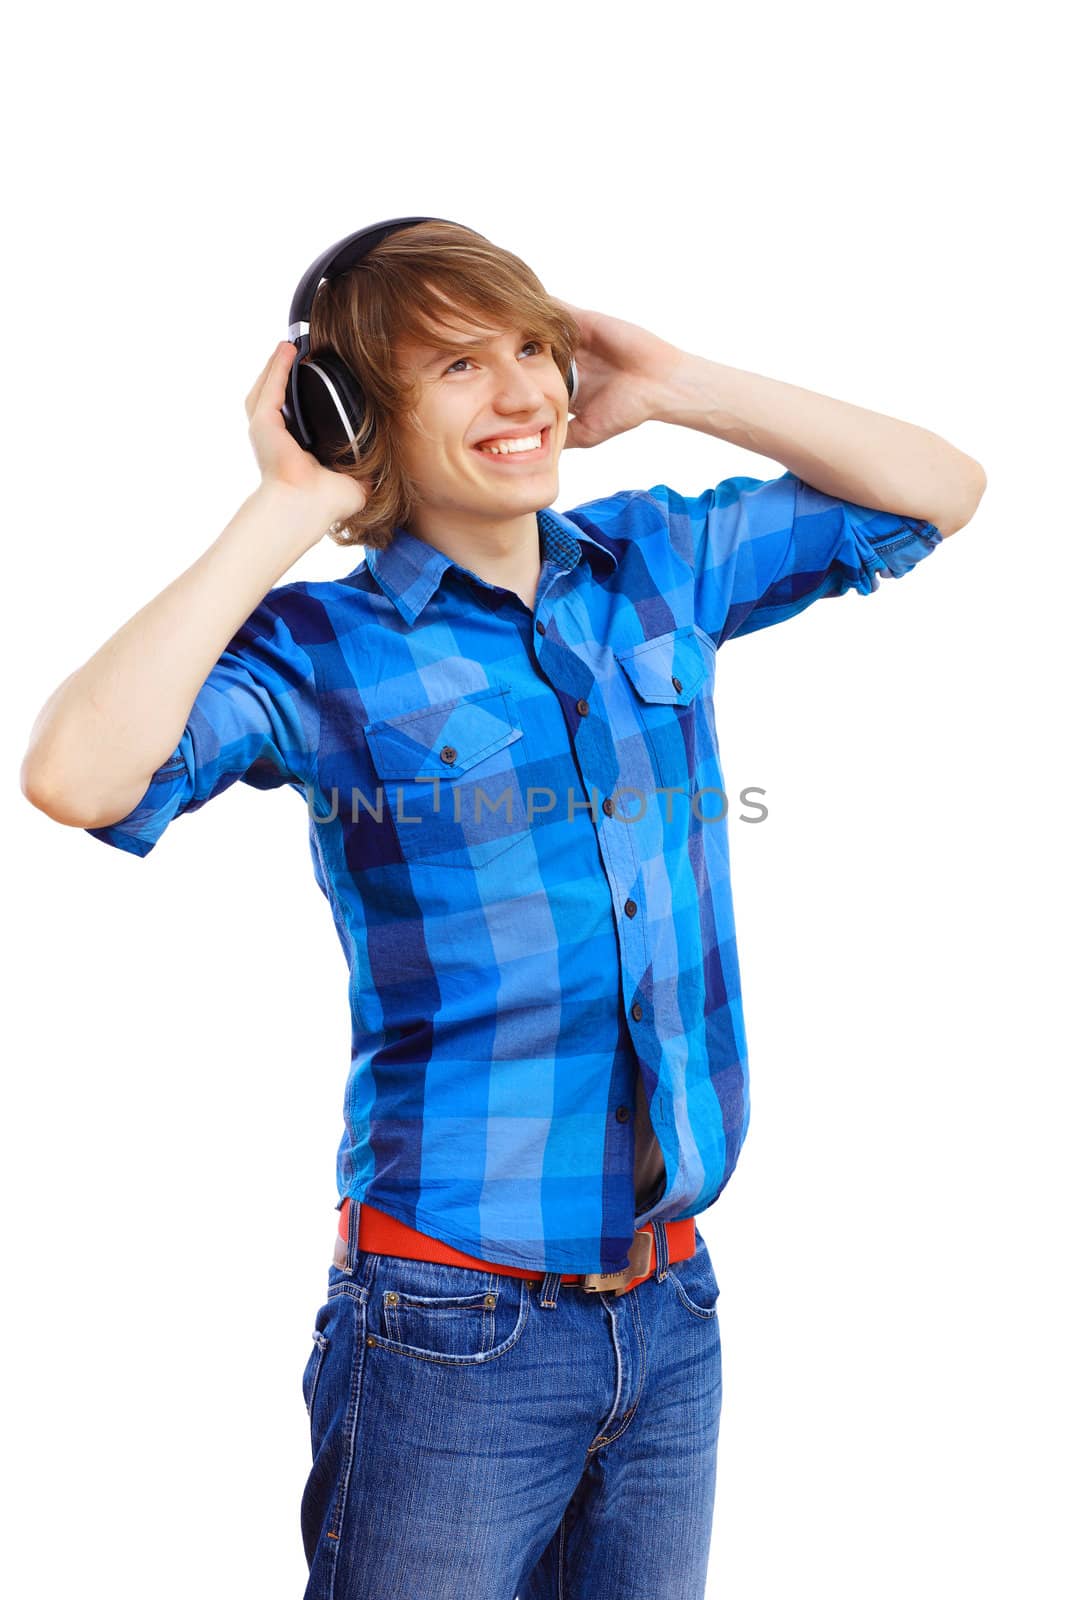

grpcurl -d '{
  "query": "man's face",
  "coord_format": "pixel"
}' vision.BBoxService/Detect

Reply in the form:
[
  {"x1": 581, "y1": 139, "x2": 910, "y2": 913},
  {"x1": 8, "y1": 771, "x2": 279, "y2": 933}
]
[{"x1": 392, "y1": 315, "x2": 570, "y2": 535}]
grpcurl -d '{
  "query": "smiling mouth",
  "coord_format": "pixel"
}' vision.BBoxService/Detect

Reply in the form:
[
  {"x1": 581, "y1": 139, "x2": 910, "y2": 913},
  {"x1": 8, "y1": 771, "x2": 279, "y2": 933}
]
[{"x1": 471, "y1": 426, "x2": 551, "y2": 462}]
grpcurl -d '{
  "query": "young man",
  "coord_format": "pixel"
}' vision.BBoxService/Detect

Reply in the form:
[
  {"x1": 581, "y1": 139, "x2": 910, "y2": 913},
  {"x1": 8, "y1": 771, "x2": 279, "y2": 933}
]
[{"x1": 20, "y1": 221, "x2": 985, "y2": 1600}]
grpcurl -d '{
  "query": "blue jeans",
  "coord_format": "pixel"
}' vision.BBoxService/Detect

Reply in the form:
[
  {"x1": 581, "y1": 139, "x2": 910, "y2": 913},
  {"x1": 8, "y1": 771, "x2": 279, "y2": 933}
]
[{"x1": 300, "y1": 1207, "x2": 723, "y2": 1599}]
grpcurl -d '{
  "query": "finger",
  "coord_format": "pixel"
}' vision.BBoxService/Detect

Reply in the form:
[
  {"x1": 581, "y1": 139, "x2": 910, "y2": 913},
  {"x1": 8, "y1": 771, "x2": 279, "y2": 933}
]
[
  {"x1": 245, "y1": 346, "x2": 281, "y2": 412},
  {"x1": 245, "y1": 342, "x2": 293, "y2": 419},
  {"x1": 266, "y1": 341, "x2": 297, "y2": 404},
  {"x1": 562, "y1": 415, "x2": 596, "y2": 449}
]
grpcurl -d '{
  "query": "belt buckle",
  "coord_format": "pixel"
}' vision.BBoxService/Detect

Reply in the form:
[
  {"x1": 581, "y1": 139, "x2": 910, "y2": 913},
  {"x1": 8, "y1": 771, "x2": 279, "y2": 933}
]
[{"x1": 582, "y1": 1228, "x2": 654, "y2": 1296}]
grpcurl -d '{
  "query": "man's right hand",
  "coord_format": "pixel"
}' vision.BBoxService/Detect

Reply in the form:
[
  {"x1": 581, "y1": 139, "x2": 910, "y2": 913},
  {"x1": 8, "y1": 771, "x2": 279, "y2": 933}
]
[{"x1": 245, "y1": 341, "x2": 373, "y2": 525}]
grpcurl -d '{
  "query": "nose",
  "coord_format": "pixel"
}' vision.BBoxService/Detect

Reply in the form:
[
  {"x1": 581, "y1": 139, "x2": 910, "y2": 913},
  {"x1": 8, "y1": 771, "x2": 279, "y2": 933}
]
[{"x1": 490, "y1": 357, "x2": 547, "y2": 415}]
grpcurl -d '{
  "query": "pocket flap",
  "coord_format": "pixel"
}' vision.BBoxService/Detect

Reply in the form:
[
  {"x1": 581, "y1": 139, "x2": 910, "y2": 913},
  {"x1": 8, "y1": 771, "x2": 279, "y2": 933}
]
[
  {"x1": 365, "y1": 685, "x2": 523, "y2": 781},
  {"x1": 614, "y1": 626, "x2": 710, "y2": 706}
]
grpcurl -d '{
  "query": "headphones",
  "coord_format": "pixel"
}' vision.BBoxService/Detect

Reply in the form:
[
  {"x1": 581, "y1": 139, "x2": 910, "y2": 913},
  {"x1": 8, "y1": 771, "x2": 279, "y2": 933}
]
[{"x1": 281, "y1": 215, "x2": 579, "y2": 470}]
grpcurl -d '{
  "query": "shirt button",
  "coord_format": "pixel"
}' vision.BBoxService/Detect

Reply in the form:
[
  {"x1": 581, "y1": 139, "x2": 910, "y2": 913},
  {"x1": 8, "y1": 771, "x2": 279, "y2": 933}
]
[
  {"x1": 671, "y1": 675, "x2": 683, "y2": 692},
  {"x1": 440, "y1": 745, "x2": 457, "y2": 765},
  {"x1": 602, "y1": 796, "x2": 614, "y2": 816},
  {"x1": 624, "y1": 899, "x2": 637, "y2": 917},
  {"x1": 576, "y1": 698, "x2": 589, "y2": 716},
  {"x1": 535, "y1": 619, "x2": 546, "y2": 635},
  {"x1": 631, "y1": 1001, "x2": 643, "y2": 1021},
  {"x1": 616, "y1": 1104, "x2": 630, "y2": 1122}
]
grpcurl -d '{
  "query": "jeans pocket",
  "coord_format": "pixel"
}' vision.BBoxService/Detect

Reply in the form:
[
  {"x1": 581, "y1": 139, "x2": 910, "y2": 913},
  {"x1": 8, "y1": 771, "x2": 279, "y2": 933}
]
[
  {"x1": 368, "y1": 1256, "x2": 532, "y2": 1365},
  {"x1": 301, "y1": 1314, "x2": 331, "y2": 1421},
  {"x1": 666, "y1": 1234, "x2": 721, "y2": 1320}
]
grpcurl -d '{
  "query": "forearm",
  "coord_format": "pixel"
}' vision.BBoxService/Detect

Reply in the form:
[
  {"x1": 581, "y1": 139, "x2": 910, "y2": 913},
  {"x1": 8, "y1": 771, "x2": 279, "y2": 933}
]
[
  {"x1": 649, "y1": 352, "x2": 986, "y2": 534},
  {"x1": 21, "y1": 482, "x2": 334, "y2": 827}
]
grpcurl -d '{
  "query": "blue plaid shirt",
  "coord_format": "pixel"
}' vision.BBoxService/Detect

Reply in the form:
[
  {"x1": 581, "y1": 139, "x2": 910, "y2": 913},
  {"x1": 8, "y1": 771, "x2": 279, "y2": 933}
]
[{"x1": 86, "y1": 470, "x2": 942, "y2": 1273}]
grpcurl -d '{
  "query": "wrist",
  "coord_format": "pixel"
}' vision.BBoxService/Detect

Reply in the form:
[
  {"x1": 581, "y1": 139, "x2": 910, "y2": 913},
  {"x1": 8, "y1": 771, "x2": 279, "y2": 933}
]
[
  {"x1": 645, "y1": 350, "x2": 723, "y2": 430},
  {"x1": 248, "y1": 479, "x2": 342, "y2": 552}
]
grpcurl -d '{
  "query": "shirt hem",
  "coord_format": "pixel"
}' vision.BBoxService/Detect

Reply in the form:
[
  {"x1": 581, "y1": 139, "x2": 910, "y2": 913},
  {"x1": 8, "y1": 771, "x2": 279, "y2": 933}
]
[{"x1": 335, "y1": 1185, "x2": 635, "y2": 1277}]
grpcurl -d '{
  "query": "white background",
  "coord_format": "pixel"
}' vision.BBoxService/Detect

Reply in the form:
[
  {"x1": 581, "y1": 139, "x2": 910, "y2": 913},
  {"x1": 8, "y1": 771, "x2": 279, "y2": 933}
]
[{"x1": 3, "y1": 2, "x2": 1062, "y2": 1595}]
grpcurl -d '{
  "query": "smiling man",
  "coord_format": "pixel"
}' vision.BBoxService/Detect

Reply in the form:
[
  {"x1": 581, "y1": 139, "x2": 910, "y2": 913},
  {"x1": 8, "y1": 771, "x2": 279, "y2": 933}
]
[
  {"x1": 21, "y1": 219, "x2": 985, "y2": 1600},
  {"x1": 390, "y1": 320, "x2": 570, "y2": 610}
]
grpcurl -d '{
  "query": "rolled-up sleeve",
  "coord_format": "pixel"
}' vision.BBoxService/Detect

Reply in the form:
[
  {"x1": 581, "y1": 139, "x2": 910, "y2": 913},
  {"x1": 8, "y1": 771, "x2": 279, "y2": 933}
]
[
  {"x1": 84, "y1": 593, "x2": 319, "y2": 859},
  {"x1": 646, "y1": 470, "x2": 943, "y2": 649}
]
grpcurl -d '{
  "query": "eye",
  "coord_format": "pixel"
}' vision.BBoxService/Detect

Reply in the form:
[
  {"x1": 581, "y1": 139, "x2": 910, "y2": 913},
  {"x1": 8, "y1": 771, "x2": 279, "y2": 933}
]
[{"x1": 444, "y1": 340, "x2": 544, "y2": 375}]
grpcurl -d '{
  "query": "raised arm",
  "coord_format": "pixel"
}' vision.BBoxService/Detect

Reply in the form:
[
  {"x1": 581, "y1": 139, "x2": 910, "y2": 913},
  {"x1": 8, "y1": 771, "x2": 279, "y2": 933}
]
[
  {"x1": 20, "y1": 343, "x2": 366, "y2": 830},
  {"x1": 556, "y1": 299, "x2": 986, "y2": 537}
]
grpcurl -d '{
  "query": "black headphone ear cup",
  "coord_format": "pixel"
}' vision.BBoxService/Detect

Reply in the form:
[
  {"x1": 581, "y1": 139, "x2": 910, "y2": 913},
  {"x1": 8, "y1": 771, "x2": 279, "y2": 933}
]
[{"x1": 294, "y1": 348, "x2": 373, "y2": 468}]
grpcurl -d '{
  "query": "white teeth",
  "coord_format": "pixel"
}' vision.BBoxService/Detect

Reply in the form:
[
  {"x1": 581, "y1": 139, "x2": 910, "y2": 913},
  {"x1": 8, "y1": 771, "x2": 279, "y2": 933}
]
[{"x1": 477, "y1": 431, "x2": 543, "y2": 455}]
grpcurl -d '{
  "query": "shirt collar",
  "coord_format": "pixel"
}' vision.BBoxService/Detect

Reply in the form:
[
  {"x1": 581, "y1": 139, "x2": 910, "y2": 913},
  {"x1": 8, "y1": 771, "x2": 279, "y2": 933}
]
[{"x1": 364, "y1": 506, "x2": 618, "y2": 626}]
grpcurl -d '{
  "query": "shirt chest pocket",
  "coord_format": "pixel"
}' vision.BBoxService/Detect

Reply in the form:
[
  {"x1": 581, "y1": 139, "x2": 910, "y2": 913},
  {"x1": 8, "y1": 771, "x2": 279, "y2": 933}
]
[
  {"x1": 613, "y1": 625, "x2": 716, "y2": 794},
  {"x1": 364, "y1": 684, "x2": 531, "y2": 870}
]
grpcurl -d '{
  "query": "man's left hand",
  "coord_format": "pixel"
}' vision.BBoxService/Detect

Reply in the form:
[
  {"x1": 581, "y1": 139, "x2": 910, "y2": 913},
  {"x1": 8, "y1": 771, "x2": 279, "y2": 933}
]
[{"x1": 552, "y1": 300, "x2": 687, "y2": 449}]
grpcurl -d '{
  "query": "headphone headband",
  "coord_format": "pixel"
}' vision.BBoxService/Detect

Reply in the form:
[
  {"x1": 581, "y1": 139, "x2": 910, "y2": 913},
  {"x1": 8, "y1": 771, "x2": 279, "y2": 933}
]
[{"x1": 286, "y1": 214, "x2": 474, "y2": 337}]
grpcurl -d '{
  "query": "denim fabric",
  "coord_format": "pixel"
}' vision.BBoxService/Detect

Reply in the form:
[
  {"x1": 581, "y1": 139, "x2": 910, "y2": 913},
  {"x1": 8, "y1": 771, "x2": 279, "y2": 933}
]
[{"x1": 300, "y1": 1207, "x2": 723, "y2": 1600}]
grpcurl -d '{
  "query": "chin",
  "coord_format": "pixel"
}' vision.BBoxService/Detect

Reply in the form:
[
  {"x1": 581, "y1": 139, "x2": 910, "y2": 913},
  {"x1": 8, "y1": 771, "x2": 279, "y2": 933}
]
[{"x1": 508, "y1": 479, "x2": 558, "y2": 512}]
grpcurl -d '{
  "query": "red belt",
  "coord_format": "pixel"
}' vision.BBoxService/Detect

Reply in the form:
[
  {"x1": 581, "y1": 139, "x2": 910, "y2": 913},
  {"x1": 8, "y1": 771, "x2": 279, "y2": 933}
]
[{"x1": 336, "y1": 1197, "x2": 696, "y2": 1297}]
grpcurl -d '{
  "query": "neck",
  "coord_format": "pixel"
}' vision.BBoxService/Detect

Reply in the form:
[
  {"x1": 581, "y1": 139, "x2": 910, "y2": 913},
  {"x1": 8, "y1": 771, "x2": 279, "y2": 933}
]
[{"x1": 408, "y1": 505, "x2": 543, "y2": 606}]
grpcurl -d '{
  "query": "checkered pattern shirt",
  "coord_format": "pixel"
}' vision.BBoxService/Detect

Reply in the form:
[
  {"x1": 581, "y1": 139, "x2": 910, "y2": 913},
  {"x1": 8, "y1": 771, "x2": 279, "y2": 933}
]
[{"x1": 86, "y1": 469, "x2": 942, "y2": 1272}]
